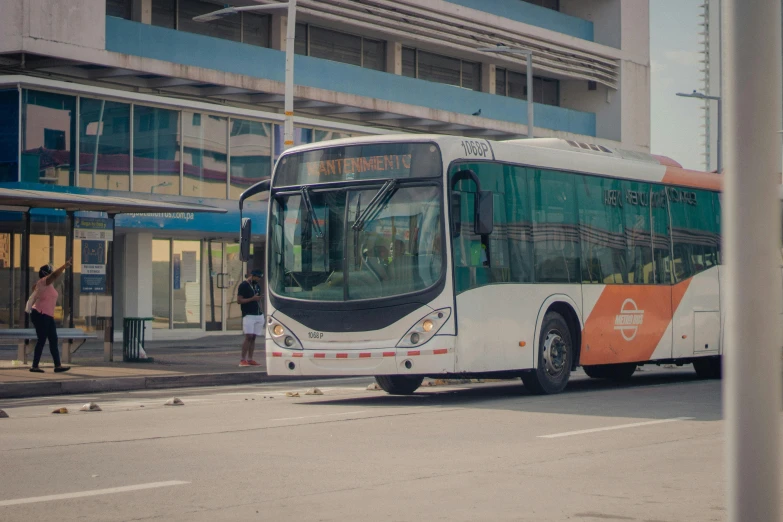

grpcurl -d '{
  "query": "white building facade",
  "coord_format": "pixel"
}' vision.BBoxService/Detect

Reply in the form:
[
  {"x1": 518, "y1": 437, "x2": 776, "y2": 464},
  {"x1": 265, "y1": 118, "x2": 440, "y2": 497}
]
[{"x1": 0, "y1": 0, "x2": 651, "y2": 336}]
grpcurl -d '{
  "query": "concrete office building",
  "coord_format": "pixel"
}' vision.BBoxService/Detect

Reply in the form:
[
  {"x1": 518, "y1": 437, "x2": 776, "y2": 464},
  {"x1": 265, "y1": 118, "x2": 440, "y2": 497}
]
[{"x1": 0, "y1": 0, "x2": 651, "y2": 337}]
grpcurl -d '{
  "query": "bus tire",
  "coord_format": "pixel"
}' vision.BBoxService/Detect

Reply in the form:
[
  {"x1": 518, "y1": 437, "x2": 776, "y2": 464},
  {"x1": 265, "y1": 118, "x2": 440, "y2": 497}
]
[
  {"x1": 583, "y1": 363, "x2": 637, "y2": 381},
  {"x1": 375, "y1": 375, "x2": 424, "y2": 395},
  {"x1": 693, "y1": 356, "x2": 722, "y2": 379},
  {"x1": 522, "y1": 312, "x2": 573, "y2": 395}
]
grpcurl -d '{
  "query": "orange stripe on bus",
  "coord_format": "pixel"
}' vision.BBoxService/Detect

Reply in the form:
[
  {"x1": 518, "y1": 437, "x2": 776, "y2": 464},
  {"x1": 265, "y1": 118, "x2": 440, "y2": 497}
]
[
  {"x1": 407, "y1": 350, "x2": 421, "y2": 356},
  {"x1": 272, "y1": 352, "x2": 282, "y2": 357},
  {"x1": 336, "y1": 353, "x2": 348, "y2": 358},
  {"x1": 580, "y1": 279, "x2": 693, "y2": 365},
  {"x1": 292, "y1": 352, "x2": 303, "y2": 358},
  {"x1": 433, "y1": 349, "x2": 448, "y2": 355},
  {"x1": 359, "y1": 353, "x2": 372, "y2": 358},
  {"x1": 314, "y1": 353, "x2": 325, "y2": 358},
  {"x1": 662, "y1": 166, "x2": 722, "y2": 191},
  {"x1": 383, "y1": 352, "x2": 395, "y2": 357}
]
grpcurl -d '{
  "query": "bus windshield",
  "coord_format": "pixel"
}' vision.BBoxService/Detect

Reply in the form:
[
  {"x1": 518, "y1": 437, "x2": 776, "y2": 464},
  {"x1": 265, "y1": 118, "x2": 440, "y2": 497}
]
[
  {"x1": 269, "y1": 184, "x2": 443, "y2": 301},
  {"x1": 268, "y1": 142, "x2": 444, "y2": 302}
]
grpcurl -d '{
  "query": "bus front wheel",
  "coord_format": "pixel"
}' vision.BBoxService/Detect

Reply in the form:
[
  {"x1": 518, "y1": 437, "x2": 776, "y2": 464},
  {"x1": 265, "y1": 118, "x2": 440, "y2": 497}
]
[
  {"x1": 522, "y1": 312, "x2": 573, "y2": 395},
  {"x1": 375, "y1": 375, "x2": 424, "y2": 395}
]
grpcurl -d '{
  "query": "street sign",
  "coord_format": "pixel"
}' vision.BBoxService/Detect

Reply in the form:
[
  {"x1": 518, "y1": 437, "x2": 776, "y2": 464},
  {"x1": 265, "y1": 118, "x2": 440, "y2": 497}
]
[
  {"x1": 81, "y1": 240, "x2": 106, "y2": 293},
  {"x1": 74, "y1": 217, "x2": 113, "y2": 241}
]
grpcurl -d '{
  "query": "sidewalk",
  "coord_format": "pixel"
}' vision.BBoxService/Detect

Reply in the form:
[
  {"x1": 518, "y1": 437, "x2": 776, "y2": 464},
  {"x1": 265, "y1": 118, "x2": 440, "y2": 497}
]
[{"x1": 0, "y1": 333, "x2": 302, "y2": 399}]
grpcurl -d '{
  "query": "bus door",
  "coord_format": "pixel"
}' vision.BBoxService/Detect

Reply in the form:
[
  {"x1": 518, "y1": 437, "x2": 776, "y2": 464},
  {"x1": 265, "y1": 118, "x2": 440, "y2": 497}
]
[{"x1": 669, "y1": 189, "x2": 722, "y2": 358}]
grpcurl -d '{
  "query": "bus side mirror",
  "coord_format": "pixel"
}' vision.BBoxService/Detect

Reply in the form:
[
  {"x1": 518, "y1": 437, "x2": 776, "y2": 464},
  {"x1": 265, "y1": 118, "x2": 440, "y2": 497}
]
[
  {"x1": 240, "y1": 218, "x2": 252, "y2": 262},
  {"x1": 451, "y1": 191, "x2": 462, "y2": 237},
  {"x1": 475, "y1": 190, "x2": 494, "y2": 236}
]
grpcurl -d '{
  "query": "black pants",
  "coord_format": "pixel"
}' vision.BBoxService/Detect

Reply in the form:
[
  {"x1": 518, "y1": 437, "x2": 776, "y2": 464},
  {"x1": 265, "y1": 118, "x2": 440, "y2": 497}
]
[{"x1": 30, "y1": 309, "x2": 61, "y2": 368}]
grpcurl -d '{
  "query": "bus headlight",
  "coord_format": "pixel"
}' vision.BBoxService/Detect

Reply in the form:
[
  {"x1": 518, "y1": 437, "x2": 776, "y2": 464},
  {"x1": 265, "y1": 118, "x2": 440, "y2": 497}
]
[
  {"x1": 397, "y1": 308, "x2": 451, "y2": 348},
  {"x1": 268, "y1": 318, "x2": 302, "y2": 350}
]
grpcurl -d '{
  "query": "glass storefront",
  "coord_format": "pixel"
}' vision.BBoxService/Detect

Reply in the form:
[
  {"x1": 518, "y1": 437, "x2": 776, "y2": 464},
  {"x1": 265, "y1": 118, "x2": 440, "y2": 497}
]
[
  {"x1": 152, "y1": 239, "x2": 171, "y2": 329},
  {"x1": 21, "y1": 90, "x2": 76, "y2": 186},
  {"x1": 133, "y1": 105, "x2": 181, "y2": 195},
  {"x1": 0, "y1": 83, "x2": 370, "y2": 332},
  {"x1": 79, "y1": 98, "x2": 131, "y2": 190},
  {"x1": 0, "y1": 212, "x2": 24, "y2": 329},
  {"x1": 0, "y1": 90, "x2": 19, "y2": 183},
  {"x1": 182, "y1": 111, "x2": 228, "y2": 199},
  {"x1": 5, "y1": 88, "x2": 364, "y2": 198}
]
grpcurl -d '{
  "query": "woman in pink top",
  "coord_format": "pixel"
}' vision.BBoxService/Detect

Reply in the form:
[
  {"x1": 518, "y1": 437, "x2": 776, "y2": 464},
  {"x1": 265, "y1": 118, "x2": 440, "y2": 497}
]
[{"x1": 28, "y1": 259, "x2": 71, "y2": 373}]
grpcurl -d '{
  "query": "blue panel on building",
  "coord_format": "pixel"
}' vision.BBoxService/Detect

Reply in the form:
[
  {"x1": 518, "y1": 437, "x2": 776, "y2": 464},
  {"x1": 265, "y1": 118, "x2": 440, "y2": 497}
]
[
  {"x1": 105, "y1": 18, "x2": 596, "y2": 137},
  {"x1": 444, "y1": 0, "x2": 594, "y2": 42}
]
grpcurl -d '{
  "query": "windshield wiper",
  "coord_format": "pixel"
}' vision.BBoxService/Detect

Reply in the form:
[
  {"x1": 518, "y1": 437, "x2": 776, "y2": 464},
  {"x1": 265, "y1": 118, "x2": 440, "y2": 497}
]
[
  {"x1": 300, "y1": 186, "x2": 324, "y2": 238},
  {"x1": 352, "y1": 179, "x2": 397, "y2": 232}
]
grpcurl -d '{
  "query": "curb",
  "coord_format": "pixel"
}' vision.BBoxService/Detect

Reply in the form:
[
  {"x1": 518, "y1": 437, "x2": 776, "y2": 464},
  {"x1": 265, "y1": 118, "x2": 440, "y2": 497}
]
[{"x1": 0, "y1": 372, "x2": 330, "y2": 399}]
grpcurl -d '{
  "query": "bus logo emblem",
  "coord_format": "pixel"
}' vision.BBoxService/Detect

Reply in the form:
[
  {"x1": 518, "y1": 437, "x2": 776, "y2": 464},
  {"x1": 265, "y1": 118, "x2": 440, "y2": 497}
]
[{"x1": 614, "y1": 299, "x2": 644, "y2": 341}]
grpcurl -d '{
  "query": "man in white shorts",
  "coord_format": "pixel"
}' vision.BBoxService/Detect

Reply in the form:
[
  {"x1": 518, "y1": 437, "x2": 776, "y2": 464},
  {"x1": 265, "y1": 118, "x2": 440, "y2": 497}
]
[{"x1": 237, "y1": 270, "x2": 264, "y2": 366}]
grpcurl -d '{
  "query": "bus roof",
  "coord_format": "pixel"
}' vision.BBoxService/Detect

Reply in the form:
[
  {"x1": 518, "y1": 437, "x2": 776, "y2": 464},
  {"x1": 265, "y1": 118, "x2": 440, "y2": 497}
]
[{"x1": 281, "y1": 134, "x2": 723, "y2": 192}]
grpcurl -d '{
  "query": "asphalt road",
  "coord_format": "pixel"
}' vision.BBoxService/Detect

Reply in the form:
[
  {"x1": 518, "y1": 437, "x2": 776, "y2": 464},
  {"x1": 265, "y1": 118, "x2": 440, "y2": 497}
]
[{"x1": 0, "y1": 367, "x2": 771, "y2": 521}]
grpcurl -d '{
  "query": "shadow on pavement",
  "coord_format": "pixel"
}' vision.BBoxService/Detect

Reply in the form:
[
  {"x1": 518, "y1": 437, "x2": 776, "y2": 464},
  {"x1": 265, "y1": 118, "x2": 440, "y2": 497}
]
[{"x1": 298, "y1": 370, "x2": 723, "y2": 423}]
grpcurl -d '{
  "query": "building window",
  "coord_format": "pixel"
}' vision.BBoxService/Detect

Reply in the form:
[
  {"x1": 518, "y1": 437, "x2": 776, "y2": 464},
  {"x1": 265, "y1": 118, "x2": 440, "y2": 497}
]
[
  {"x1": 295, "y1": 24, "x2": 385, "y2": 71},
  {"x1": 152, "y1": 0, "x2": 176, "y2": 29},
  {"x1": 133, "y1": 105, "x2": 181, "y2": 195},
  {"x1": 182, "y1": 111, "x2": 227, "y2": 199},
  {"x1": 79, "y1": 98, "x2": 131, "y2": 191},
  {"x1": 229, "y1": 119, "x2": 271, "y2": 200},
  {"x1": 106, "y1": 0, "x2": 131, "y2": 19},
  {"x1": 524, "y1": 0, "x2": 559, "y2": 10},
  {"x1": 496, "y1": 68, "x2": 560, "y2": 106},
  {"x1": 402, "y1": 48, "x2": 481, "y2": 91},
  {"x1": 21, "y1": 90, "x2": 76, "y2": 186},
  {"x1": 0, "y1": 90, "x2": 19, "y2": 183},
  {"x1": 178, "y1": 0, "x2": 241, "y2": 42}
]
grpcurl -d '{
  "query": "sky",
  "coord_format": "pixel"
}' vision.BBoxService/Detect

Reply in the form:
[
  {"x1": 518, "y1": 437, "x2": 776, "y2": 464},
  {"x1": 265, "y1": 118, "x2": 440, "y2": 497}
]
[{"x1": 650, "y1": 0, "x2": 705, "y2": 170}]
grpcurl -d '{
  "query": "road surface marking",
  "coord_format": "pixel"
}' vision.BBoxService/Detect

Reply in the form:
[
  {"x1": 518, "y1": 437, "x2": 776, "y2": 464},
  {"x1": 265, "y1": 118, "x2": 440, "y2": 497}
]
[
  {"x1": 270, "y1": 410, "x2": 371, "y2": 421},
  {"x1": 538, "y1": 417, "x2": 694, "y2": 439},
  {"x1": 0, "y1": 481, "x2": 190, "y2": 507}
]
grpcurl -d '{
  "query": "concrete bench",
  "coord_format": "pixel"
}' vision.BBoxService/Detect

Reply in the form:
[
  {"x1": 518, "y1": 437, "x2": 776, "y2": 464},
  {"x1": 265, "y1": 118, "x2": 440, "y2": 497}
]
[{"x1": 0, "y1": 328, "x2": 97, "y2": 364}]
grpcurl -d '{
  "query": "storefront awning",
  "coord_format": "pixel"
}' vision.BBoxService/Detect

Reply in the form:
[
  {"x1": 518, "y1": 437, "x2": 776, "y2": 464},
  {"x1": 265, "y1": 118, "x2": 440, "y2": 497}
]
[{"x1": 0, "y1": 188, "x2": 228, "y2": 215}]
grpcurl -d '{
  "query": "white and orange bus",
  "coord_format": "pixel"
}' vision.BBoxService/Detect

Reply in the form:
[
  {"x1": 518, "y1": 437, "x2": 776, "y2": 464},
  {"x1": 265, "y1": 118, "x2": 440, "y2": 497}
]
[{"x1": 239, "y1": 135, "x2": 726, "y2": 395}]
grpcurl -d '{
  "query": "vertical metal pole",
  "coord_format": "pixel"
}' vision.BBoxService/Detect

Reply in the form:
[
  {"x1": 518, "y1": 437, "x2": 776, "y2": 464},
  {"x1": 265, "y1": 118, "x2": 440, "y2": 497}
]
[
  {"x1": 106, "y1": 215, "x2": 115, "y2": 362},
  {"x1": 22, "y1": 212, "x2": 30, "y2": 328},
  {"x1": 283, "y1": 0, "x2": 297, "y2": 150},
  {"x1": 526, "y1": 52, "x2": 533, "y2": 139},
  {"x1": 17, "y1": 84, "x2": 22, "y2": 183},
  {"x1": 66, "y1": 211, "x2": 74, "y2": 328},
  {"x1": 724, "y1": 1, "x2": 782, "y2": 520},
  {"x1": 92, "y1": 100, "x2": 106, "y2": 189},
  {"x1": 716, "y1": 98, "x2": 723, "y2": 173}
]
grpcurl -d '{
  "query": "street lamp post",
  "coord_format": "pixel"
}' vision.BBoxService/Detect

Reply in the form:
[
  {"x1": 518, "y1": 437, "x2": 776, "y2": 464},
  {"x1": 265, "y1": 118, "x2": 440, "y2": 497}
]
[
  {"x1": 478, "y1": 45, "x2": 534, "y2": 138},
  {"x1": 676, "y1": 90, "x2": 722, "y2": 172},
  {"x1": 194, "y1": 1, "x2": 297, "y2": 151}
]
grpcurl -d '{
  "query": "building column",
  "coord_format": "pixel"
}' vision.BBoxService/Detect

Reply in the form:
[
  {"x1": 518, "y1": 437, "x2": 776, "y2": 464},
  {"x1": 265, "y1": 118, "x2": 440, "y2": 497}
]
[
  {"x1": 132, "y1": 0, "x2": 152, "y2": 24},
  {"x1": 122, "y1": 232, "x2": 154, "y2": 338},
  {"x1": 387, "y1": 41, "x2": 402, "y2": 75},
  {"x1": 481, "y1": 63, "x2": 496, "y2": 94},
  {"x1": 271, "y1": 14, "x2": 286, "y2": 50}
]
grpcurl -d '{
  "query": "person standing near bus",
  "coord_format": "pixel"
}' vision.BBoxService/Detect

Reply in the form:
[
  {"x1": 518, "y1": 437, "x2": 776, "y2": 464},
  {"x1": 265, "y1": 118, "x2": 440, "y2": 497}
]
[
  {"x1": 237, "y1": 270, "x2": 264, "y2": 367},
  {"x1": 28, "y1": 259, "x2": 72, "y2": 373}
]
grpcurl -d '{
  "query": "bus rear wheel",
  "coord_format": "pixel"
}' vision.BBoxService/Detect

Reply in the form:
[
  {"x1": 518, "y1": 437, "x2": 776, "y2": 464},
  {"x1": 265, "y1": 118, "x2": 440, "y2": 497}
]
[
  {"x1": 583, "y1": 363, "x2": 637, "y2": 381},
  {"x1": 522, "y1": 312, "x2": 573, "y2": 395},
  {"x1": 693, "y1": 356, "x2": 722, "y2": 379},
  {"x1": 375, "y1": 375, "x2": 424, "y2": 395}
]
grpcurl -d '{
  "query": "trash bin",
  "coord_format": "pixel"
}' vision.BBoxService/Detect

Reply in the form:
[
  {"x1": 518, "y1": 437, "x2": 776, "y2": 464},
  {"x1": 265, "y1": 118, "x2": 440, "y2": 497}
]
[{"x1": 123, "y1": 317, "x2": 154, "y2": 363}]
